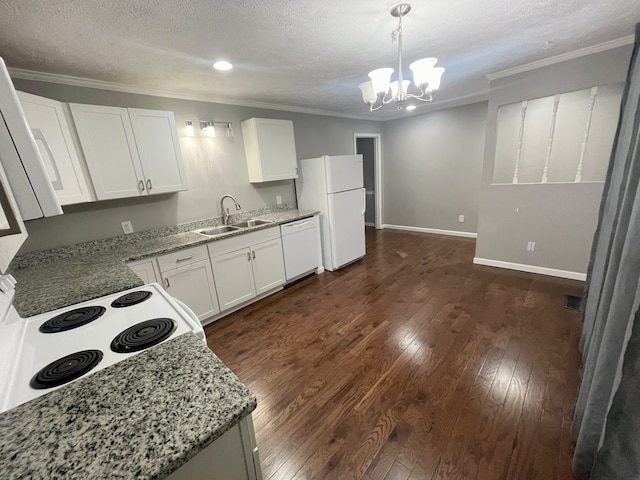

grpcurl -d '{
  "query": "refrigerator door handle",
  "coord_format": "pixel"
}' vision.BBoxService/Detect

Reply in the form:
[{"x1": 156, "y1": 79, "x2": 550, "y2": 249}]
[{"x1": 361, "y1": 188, "x2": 366, "y2": 215}]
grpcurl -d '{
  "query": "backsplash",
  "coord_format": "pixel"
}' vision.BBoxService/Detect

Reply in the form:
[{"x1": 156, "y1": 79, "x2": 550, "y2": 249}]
[{"x1": 11, "y1": 202, "x2": 295, "y2": 270}]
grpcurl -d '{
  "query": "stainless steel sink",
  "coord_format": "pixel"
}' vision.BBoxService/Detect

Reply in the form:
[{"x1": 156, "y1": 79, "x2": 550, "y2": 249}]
[
  {"x1": 193, "y1": 225, "x2": 241, "y2": 237},
  {"x1": 231, "y1": 219, "x2": 274, "y2": 228}
]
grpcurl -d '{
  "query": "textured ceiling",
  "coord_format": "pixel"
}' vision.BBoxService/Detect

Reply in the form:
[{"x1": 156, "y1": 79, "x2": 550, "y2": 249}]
[{"x1": 0, "y1": 0, "x2": 637, "y2": 120}]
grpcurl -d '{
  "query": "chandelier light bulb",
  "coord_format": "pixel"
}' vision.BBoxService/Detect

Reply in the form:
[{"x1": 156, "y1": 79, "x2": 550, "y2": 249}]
[
  {"x1": 409, "y1": 57, "x2": 438, "y2": 87},
  {"x1": 359, "y1": 81, "x2": 377, "y2": 104},
  {"x1": 426, "y1": 67, "x2": 446, "y2": 92},
  {"x1": 368, "y1": 68, "x2": 394, "y2": 95}
]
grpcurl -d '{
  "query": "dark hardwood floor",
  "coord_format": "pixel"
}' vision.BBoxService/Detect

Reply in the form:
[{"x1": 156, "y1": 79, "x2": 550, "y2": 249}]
[{"x1": 205, "y1": 228, "x2": 583, "y2": 480}]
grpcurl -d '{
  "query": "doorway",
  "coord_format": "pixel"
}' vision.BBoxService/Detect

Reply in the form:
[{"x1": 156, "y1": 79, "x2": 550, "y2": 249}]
[{"x1": 354, "y1": 133, "x2": 382, "y2": 229}]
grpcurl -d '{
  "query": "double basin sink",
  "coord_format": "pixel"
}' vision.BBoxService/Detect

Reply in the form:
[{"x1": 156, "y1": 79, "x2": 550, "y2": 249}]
[{"x1": 193, "y1": 219, "x2": 274, "y2": 238}]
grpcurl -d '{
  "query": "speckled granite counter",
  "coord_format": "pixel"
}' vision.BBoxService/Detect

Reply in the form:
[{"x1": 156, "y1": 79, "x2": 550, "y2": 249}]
[
  {"x1": 9, "y1": 208, "x2": 317, "y2": 317},
  {"x1": 0, "y1": 208, "x2": 317, "y2": 479},
  {"x1": 0, "y1": 334, "x2": 257, "y2": 480}
]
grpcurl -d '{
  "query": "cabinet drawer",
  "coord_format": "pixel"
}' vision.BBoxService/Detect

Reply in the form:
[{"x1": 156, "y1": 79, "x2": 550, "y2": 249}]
[
  {"x1": 157, "y1": 244, "x2": 209, "y2": 272},
  {"x1": 207, "y1": 226, "x2": 280, "y2": 257}
]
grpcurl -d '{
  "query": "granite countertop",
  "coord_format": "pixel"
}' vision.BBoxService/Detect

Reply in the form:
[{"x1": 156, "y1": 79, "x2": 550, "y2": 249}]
[
  {"x1": 0, "y1": 334, "x2": 257, "y2": 480},
  {"x1": 10, "y1": 208, "x2": 317, "y2": 317},
  {"x1": 0, "y1": 208, "x2": 317, "y2": 479}
]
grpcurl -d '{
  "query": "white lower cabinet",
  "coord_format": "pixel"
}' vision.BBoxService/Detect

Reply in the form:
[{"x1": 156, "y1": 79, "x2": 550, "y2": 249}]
[
  {"x1": 167, "y1": 414, "x2": 262, "y2": 480},
  {"x1": 141, "y1": 226, "x2": 290, "y2": 323},
  {"x1": 208, "y1": 227, "x2": 286, "y2": 313},
  {"x1": 210, "y1": 248, "x2": 257, "y2": 311},
  {"x1": 156, "y1": 245, "x2": 220, "y2": 323},
  {"x1": 251, "y1": 238, "x2": 286, "y2": 294},
  {"x1": 127, "y1": 259, "x2": 159, "y2": 284}
]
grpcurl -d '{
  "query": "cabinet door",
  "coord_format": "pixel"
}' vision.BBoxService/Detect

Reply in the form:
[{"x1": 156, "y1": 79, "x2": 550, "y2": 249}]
[
  {"x1": 242, "y1": 118, "x2": 297, "y2": 182},
  {"x1": 210, "y1": 248, "x2": 256, "y2": 311},
  {"x1": 162, "y1": 259, "x2": 220, "y2": 322},
  {"x1": 128, "y1": 109, "x2": 187, "y2": 194},
  {"x1": 69, "y1": 104, "x2": 145, "y2": 200},
  {"x1": 166, "y1": 416, "x2": 261, "y2": 480},
  {"x1": 17, "y1": 92, "x2": 94, "y2": 205},
  {"x1": 127, "y1": 259, "x2": 159, "y2": 284},
  {"x1": 250, "y1": 238, "x2": 285, "y2": 295}
]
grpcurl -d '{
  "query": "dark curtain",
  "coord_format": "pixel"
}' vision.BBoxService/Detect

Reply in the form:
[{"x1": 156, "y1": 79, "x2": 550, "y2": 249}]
[{"x1": 572, "y1": 23, "x2": 640, "y2": 479}]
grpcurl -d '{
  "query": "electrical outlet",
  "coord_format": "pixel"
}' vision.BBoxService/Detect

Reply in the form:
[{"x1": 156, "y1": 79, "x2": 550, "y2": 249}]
[
  {"x1": 458, "y1": 214, "x2": 465, "y2": 223},
  {"x1": 527, "y1": 241, "x2": 535, "y2": 252},
  {"x1": 121, "y1": 221, "x2": 134, "y2": 235},
  {"x1": 276, "y1": 195, "x2": 282, "y2": 205}
]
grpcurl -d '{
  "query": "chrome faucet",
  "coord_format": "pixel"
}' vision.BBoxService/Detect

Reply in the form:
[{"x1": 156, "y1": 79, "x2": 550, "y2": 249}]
[{"x1": 220, "y1": 194, "x2": 241, "y2": 225}]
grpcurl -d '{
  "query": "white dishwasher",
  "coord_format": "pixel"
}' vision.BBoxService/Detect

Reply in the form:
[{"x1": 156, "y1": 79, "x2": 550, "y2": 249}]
[{"x1": 280, "y1": 217, "x2": 319, "y2": 282}]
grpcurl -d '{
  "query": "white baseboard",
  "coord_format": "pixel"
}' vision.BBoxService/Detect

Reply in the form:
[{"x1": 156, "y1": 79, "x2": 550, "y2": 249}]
[
  {"x1": 382, "y1": 224, "x2": 477, "y2": 239},
  {"x1": 365, "y1": 222, "x2": 375, "y2": 227},
  {"x1": 473, "y1": 257, "x2": 587, "y2": 281}
]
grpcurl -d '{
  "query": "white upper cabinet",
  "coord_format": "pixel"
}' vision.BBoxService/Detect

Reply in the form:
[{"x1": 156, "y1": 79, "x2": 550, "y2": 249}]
[
  {"x1": 70, "y1": 104, "x2": 145, "y2": 199},
  {"x1": 69, "y1": 104, "x2": 187, "y2": 200},
  {"x1": 241, "y1": 118, "x2": 298, "y2": 183},
  {"x1": 128, "y1": 109, "x2": 187, "y2": 194},
  {"x1": 17, "y1": 92, "x2": 94, "y2": 205}
]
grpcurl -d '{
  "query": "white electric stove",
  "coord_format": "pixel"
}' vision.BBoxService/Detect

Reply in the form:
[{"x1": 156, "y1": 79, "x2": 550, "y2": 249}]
[{"x1": 0, "y1": 279, "x2": 205, "y2": 413}]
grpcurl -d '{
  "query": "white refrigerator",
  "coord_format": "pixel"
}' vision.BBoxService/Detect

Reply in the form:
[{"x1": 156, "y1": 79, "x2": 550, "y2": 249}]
[{"x1": 295, "y1": 154, "x2": 366, "y2": 271}]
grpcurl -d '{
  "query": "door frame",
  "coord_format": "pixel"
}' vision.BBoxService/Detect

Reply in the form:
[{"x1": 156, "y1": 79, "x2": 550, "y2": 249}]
[{"x1": 353, "y1": 133, "x2": 382, "y2": 229}]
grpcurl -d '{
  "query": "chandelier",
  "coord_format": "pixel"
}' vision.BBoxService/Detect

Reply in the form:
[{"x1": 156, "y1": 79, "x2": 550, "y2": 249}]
[{"x1": 359, "y1": 3, "x2": 445, "y2": 112}]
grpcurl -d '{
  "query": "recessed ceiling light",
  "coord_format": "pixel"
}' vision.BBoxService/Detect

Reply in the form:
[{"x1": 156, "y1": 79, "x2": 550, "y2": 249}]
[
  {"x1": 213, "y1": 61, "x2": 233, "y2": 71},
  {"x1": 405, "y1": 105, "x2": 417, "y2": 111}
]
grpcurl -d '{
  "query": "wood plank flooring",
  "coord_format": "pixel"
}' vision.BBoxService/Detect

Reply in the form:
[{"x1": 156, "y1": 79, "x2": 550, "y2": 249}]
[{"x1": 205, "y1": 228, "x2": 583, "y2": 480}]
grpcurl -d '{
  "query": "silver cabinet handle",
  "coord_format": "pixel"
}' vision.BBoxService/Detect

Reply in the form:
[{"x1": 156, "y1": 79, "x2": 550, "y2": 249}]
[
  {"x1": 176, "y1": 255, "x2": 193, "y2": 262},
  {"x1": 252, "y1": 250, "x2": 256, "y2": 259},
  {"x1": 247, "y1": 252, "x2": 251, "y2": 261},
  {"x1": 138, "y1": 180, "x2": 145, "y2": 192},
  {"x1": 164, "y1": 278, "x2": 170, "y2": 288},
  {"x1": 147, "y1": 179, "x2": 152, "y2": 191},
  {"x1": 31, "y1": 129, "x2": 63, "y2": 190}
]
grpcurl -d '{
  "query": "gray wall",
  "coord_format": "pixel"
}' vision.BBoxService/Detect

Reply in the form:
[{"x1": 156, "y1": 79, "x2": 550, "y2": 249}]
[
  {"x1": 475, "y1": 45, "x2": 633, "y2": 273},
  {"x1": 382, "y1": 101, "x2": 487, "y2": 233},
  {"x1": 13, "y1": 79, "x2": 382, "y2": 253}
]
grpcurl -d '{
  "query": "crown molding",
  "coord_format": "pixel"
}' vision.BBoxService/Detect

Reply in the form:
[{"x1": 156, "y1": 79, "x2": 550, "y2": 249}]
[
  {"x1": 7, "y1": 67, "x2": 376, "y2": 121},
  {"x1": 9, "y1": 66, "x2": 491, "y2": 123},
  {"x1": 486, "y1": 35, "x2": 635, "y2": 81},
  {"x1": 380, "y1": 90, "x2": 489, "y2": 121}
]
